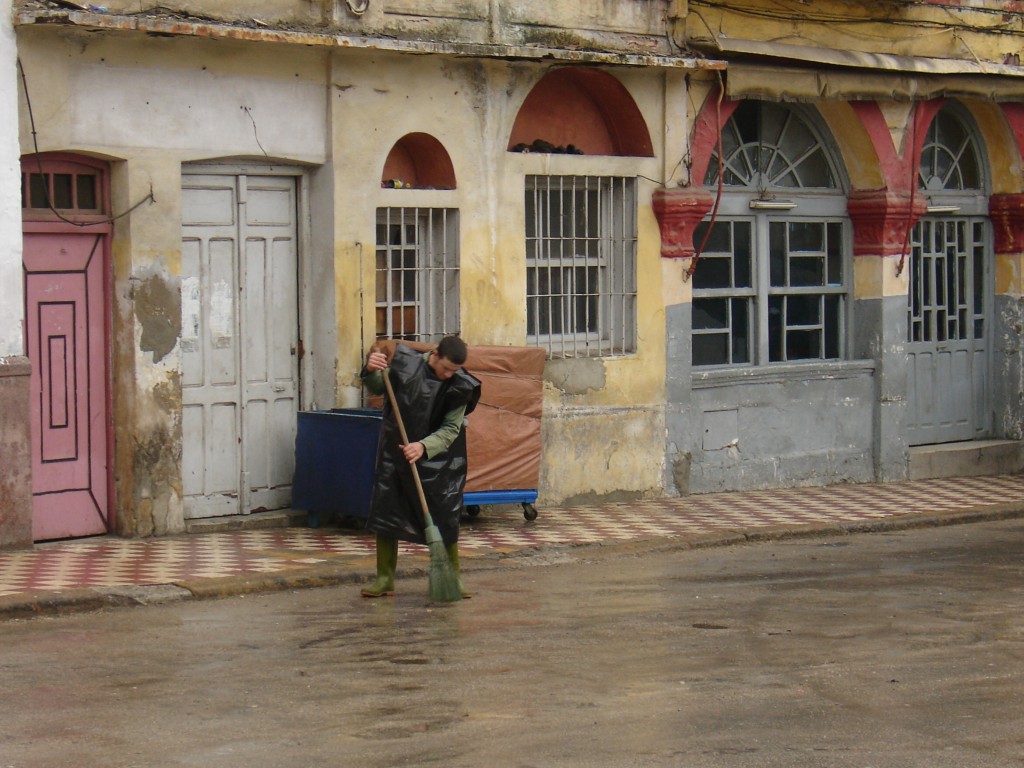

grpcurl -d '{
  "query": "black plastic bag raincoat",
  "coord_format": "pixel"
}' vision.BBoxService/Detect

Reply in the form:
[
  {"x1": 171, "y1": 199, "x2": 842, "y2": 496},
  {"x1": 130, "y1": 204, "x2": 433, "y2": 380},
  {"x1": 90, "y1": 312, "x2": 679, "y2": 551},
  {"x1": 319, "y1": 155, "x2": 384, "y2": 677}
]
[{"x1": 365, "y1": 345, "x2": 481, "y2": 546}]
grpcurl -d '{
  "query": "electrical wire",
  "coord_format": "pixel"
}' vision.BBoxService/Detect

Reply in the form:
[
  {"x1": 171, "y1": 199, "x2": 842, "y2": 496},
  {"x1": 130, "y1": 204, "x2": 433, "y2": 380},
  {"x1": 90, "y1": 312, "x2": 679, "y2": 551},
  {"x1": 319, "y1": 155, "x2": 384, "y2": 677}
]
[
  {"x1": 684, "y1": 73, "x2": 725, "y2": 282},
  {"x1": 241, "y1": 106, "x2": 269, "y2": 157},
  {"x1": 896, "y1": 104, "x2": 923, "y2": 278},
  {"x1": 17, "y1": 58, "x2": 155, "y2": 226}
]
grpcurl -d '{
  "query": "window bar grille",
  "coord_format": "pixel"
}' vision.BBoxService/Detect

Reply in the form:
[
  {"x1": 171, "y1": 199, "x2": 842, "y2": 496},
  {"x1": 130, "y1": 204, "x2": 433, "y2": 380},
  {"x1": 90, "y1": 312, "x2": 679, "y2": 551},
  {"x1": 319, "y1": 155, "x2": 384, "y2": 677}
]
[
  {"x1": 376, "y1": 207, "x2": 458, "y2": 343},
  {"x1": 526, "y1": 175, "x2": 635, "y2": 358},
  {"x1": 576, "y1": 175, "x2": 586, "y2": 358}
]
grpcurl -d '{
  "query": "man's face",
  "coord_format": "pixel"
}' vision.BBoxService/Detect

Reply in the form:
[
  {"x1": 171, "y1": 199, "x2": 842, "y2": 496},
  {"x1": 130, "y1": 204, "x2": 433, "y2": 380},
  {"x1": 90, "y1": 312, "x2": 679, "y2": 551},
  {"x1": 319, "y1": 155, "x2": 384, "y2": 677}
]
[{"x1": 429, "y1": 352, "x2": 461, "y2": 381}]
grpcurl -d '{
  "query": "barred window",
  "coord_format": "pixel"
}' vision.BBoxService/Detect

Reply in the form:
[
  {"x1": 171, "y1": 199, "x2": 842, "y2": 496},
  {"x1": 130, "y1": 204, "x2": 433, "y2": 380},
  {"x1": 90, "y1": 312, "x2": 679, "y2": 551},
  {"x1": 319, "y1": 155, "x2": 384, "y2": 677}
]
[
  {"x1": 525, "y1": 176, "x2": 637, "y2": 358},
  {"x1": 375, "y1": 208, "x2": 459, "y2": 342}
]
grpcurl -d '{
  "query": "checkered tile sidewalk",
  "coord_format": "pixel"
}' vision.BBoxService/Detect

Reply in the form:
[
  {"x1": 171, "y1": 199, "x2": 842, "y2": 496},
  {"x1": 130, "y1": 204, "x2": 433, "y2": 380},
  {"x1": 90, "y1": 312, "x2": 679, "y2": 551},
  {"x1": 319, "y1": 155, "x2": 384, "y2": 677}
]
[{"x1": 1, "y1": 474, "x2": 1021, "y2": 599}]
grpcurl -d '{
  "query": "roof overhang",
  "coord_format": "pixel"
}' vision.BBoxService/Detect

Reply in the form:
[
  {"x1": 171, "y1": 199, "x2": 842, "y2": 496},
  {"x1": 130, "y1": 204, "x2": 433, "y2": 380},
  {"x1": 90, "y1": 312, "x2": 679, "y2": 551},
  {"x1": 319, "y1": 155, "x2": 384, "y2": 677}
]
[
  {"x1": 707, "y1": 37, "x2": 1024, "y2": 102},
  {"x1": 14, "y1": 8, "x2": 726, "y2": 71}
]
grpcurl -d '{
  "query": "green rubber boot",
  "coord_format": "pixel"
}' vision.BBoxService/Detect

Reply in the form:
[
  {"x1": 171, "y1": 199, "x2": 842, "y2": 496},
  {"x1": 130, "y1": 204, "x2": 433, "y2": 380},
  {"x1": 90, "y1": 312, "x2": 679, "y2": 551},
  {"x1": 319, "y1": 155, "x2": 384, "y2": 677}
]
[
  {"x1": 446, "y1": 542, "x2": 472, "y2": 599},
  {"x1": 361, "y1": 534, "x2": 398, "y2": 597}
]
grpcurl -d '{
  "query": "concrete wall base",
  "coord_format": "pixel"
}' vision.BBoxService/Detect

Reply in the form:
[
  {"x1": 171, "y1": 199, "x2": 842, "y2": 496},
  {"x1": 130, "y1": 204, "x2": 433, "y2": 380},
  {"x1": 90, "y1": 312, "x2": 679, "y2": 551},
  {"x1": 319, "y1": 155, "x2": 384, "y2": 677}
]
[{"x1": 0, "y1": 357, "x2": 33, "y2": 549}]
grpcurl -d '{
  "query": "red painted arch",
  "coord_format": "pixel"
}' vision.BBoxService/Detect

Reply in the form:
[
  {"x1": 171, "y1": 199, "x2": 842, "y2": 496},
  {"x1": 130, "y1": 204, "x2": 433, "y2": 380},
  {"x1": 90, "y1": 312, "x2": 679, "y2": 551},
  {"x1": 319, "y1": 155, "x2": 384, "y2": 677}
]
[
  {"x1": 508, "y1": 68, "x2": 653, "y2": 157},
  {"x1": 381, "y1": 133, "x2": 456, "y2": 190}
]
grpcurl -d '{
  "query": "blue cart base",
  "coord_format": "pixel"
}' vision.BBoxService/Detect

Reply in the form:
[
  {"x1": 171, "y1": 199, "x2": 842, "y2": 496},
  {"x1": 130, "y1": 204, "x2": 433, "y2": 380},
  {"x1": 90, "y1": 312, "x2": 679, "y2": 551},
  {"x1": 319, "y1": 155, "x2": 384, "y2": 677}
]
[{"x1": 464, "y1": 489, "x2": 539, "y2": 521}]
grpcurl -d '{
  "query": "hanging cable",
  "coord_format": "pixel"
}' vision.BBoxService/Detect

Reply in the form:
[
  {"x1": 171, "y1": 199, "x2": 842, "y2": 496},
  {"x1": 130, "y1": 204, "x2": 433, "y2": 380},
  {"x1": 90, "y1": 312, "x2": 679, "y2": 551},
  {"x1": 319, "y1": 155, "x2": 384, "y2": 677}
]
[
  {"x1": 17, "y1": 58, "x2": 155, "y2": 226},
  {"x1": 241, "y1": 106, "x2": 270, "y2": 158},
  {"x1": 895, "y1": 105, "x2": 922, "y2": 278},
  {"x1": 684, "y1": 73, "x2": 725, "y2": 282}
]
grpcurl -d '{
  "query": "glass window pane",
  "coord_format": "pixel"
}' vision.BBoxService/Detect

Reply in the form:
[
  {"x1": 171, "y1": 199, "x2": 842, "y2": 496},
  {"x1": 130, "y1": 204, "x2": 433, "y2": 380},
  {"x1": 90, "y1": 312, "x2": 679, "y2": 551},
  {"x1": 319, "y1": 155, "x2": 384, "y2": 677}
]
[
  {"x1": 76, "y1": 174, "x2": 97, "y2": 210},
  {"x1": 790, "y1": 256, "x2": 824, "y2": 287},
  {"x1": 731, "y1": 298, "x2": 750, "y2": 364},
  {"x1": 786, "y1": 294, "x2": 821, "y2": 325},
  {"x1": 770, "y1": 222, "x2": 786, "y2": 286},
  {"x1": 694, "y1": 220, "x2": 732, "y2": 253},
  {"x1": 827, "y1": 223, "x2": 843, "y2": 285},
  {"x1": 789, "y1": 222, "x2": 823, "y2": 252},
  {"x1": 53, "y1": 174, "x2": 73, "y2": 208},
  {"x1": 796, "y1": 149, "x2": 833, "y2": 188},
  {"x1": 29, "y1": 173, "x2": 47, "y2": 208},
  {"x1": 769, "y1": 296, "x2": 784, "y2": 362},
  {"x1": 693, "y1": 298, "x2": 729, "y2": 330},
  {"x1": 787, "y1": 329, "x2": 821, "y2": 360},
  {"x1": 825, "y1": 295, "x2": 841, "y2": 358},
  {"x1": 694, "y1": 257, "x2": 731, "y2": 290},
  {"x1": 693, "y1": 334, "x2": 729, "y2": 366},
  {"x1": 734, "y1": 222, "x2": 752, "y2": 288}
]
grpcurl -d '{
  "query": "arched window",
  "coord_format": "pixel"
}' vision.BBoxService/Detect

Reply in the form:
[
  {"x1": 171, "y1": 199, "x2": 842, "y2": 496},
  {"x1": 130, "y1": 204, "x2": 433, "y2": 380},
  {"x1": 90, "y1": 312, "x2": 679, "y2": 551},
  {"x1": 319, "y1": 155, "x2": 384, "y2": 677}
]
[
  {"x1": 694, "y1": 101, "x2": 848, "y2": 367},
  {"x1": 376, "y1": 133, "x2": 460, "y2": 341},
  {"x1": 706, "y1": 101, "x2": 839, "y2": 190},
  {"x1": 512, "y1": 69, "x2": 647, "y2": 358},
  {"x1": 918, "y1": 108, "x2": 982, "y2": 193}
]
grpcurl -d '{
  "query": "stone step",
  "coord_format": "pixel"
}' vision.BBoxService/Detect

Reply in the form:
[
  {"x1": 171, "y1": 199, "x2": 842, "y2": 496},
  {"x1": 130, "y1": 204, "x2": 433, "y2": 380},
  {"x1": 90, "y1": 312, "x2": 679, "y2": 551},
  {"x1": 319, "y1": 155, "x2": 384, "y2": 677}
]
[
  {"x1": 185, "y1": 508, "x2": 309, "y2": 534},
  {"x1": 909, "y1": 439, "x2": 1024, "y2": 481}
]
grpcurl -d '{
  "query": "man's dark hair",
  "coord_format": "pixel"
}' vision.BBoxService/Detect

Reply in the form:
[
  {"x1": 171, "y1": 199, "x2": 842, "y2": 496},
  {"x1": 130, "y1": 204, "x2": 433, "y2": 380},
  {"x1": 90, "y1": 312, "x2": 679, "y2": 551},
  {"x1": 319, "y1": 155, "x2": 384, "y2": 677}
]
[{"x1": 436, "y1": 335, "x2": 468, "y2": 365}]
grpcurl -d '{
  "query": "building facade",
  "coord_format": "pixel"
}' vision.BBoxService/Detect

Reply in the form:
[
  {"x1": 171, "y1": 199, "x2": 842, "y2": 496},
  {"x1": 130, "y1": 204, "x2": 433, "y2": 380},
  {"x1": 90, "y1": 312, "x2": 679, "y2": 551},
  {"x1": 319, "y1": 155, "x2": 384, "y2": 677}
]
[{"x1": 3, "y1": 0, "x2": 1023, "y2": 544}]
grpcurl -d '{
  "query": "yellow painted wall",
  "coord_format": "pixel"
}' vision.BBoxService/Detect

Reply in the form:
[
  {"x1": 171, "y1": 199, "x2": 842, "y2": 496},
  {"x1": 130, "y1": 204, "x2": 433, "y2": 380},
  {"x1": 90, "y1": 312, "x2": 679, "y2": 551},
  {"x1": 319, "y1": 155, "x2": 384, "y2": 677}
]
[{"x1": 329, "y1": 52, "x2": 672, "y2": 503}]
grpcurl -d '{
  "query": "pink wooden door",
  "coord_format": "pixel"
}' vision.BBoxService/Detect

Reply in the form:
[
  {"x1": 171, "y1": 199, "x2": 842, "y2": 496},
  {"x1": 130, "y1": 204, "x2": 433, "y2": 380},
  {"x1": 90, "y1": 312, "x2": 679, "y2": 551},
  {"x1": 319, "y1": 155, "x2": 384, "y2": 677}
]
[{"x1": 22, "y1": 156, "x2": 111, "y2": 540}]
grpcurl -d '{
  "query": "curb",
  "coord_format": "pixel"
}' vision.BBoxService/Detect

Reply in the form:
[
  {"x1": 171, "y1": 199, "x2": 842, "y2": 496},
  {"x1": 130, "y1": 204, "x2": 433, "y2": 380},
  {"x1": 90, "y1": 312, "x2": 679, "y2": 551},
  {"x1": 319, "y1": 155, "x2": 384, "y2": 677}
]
[{"x1": 3, "y1": 503, "x2": 1023, "y2": 621}]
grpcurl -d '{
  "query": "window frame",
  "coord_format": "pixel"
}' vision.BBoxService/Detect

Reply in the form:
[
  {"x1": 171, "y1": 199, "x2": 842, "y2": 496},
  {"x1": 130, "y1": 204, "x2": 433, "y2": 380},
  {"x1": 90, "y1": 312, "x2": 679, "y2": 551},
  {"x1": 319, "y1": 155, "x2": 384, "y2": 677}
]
[
  {"x1": 525, "y1": 175, "x2": 638, "y2": 359},
  {"x1": 374, "y1": 206, "x2": 460, "y2": 343},
  {"x1": 694, "y1": 101, "x2": 851, "y2": 369},
  {"x1": 693, "y1": 210, "x2": 851, "y2": 368}
]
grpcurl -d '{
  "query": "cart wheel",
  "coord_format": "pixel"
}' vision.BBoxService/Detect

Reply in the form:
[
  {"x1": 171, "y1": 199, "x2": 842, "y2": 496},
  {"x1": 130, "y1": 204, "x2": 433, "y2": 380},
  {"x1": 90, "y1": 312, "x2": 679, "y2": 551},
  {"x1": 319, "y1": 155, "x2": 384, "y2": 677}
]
[
  {"x1": 466, "y1": 505, "x2": 481, "y2": 518},
  {"x1": 522, "y1": 503, "x2": 538, "y2": 521}
]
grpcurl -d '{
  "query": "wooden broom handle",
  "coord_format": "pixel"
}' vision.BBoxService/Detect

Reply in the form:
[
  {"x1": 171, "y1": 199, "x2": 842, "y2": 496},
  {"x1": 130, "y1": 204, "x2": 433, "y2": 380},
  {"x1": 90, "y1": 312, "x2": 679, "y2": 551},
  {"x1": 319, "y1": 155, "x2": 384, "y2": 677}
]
[{"x1": 382, "y1": 369, "x2": 433, "y2": 522}]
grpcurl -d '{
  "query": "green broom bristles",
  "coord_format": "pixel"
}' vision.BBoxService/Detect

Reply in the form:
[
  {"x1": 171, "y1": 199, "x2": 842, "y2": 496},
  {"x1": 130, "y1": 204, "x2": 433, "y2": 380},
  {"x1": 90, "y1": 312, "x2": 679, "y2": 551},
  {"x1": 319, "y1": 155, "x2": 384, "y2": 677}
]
[{"x1": 424, "y1": 523, "x2": 463, "y2": 603}]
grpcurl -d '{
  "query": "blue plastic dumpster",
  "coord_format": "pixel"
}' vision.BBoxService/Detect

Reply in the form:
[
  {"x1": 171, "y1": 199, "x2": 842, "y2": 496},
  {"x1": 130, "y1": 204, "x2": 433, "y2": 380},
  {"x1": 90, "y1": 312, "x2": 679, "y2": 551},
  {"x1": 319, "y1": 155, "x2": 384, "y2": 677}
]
[{"x1": 291, "y1": 409, "x2": 382, "y2": 527}]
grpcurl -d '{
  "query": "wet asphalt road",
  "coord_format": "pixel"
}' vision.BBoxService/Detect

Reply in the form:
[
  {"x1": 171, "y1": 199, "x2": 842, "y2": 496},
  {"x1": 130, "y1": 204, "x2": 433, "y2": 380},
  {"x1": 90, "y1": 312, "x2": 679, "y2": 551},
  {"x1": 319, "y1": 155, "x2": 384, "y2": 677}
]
[{"x1": 1, "y1": 519, "x2": 1022, "y2": 768}]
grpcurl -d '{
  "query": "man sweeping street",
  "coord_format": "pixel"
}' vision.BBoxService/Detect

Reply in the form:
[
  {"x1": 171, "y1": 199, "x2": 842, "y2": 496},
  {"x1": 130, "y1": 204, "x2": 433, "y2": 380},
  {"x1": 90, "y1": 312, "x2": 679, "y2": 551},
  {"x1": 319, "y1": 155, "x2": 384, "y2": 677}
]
[{"x1": 359, "y1": 336, "x2": 481, "y2": 599}]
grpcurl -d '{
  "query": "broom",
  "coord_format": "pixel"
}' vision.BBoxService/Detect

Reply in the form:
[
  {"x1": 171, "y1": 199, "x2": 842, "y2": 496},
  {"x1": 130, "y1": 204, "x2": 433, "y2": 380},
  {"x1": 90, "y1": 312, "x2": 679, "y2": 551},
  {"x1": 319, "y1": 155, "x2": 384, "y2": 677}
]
[{"x1": 382, "y1": 369, "x2": 463, "y2": 603}]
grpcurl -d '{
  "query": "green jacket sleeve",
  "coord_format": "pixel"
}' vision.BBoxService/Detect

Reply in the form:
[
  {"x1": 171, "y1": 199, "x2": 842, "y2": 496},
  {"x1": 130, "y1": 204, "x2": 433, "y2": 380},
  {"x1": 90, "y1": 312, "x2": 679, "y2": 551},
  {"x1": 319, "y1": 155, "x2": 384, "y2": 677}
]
[
  {"x1": 360, "y1": 365, "x2": 467, "y2": 460},
  {"x1": 419, "y1": 404, "x2": 468, "y2": 460}
]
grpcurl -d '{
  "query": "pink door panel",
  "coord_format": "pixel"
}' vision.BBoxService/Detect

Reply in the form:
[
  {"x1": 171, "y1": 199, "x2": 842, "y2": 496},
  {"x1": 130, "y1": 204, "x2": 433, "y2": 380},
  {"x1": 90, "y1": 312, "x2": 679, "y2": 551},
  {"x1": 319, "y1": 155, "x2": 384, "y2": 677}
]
[{"x1": 23, "y1": 229, "x2": 110, "y2": 540}]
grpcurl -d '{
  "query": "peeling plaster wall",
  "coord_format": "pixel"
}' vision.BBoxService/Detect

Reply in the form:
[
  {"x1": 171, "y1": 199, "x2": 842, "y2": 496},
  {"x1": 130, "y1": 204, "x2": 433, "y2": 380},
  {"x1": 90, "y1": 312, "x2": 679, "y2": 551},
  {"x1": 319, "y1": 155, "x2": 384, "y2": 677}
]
[
  {"x1": 17, "y1": 30, "x2": 335, "y2": 536},
  {"x1": 330, "y1": 53, "x2": 671, "y2": 505},
  {"x1": 19, "y1": 23, "x2": 676, "y2": 527}
]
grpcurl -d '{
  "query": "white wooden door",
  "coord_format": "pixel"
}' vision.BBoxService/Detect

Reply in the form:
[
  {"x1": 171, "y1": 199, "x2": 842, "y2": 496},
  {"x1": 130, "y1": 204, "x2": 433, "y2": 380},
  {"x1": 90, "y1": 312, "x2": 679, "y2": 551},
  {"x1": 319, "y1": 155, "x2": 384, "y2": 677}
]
[{"x1": 181, "y1": 172, "x2": 299, "y2": 518}]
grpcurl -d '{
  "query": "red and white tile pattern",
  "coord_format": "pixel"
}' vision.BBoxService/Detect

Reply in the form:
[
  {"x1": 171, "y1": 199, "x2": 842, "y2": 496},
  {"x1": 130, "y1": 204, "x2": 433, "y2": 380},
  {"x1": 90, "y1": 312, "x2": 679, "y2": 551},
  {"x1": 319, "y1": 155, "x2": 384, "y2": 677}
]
[{"x1": 1, "y1": 474, "x2": 1021, "y2": 599}]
